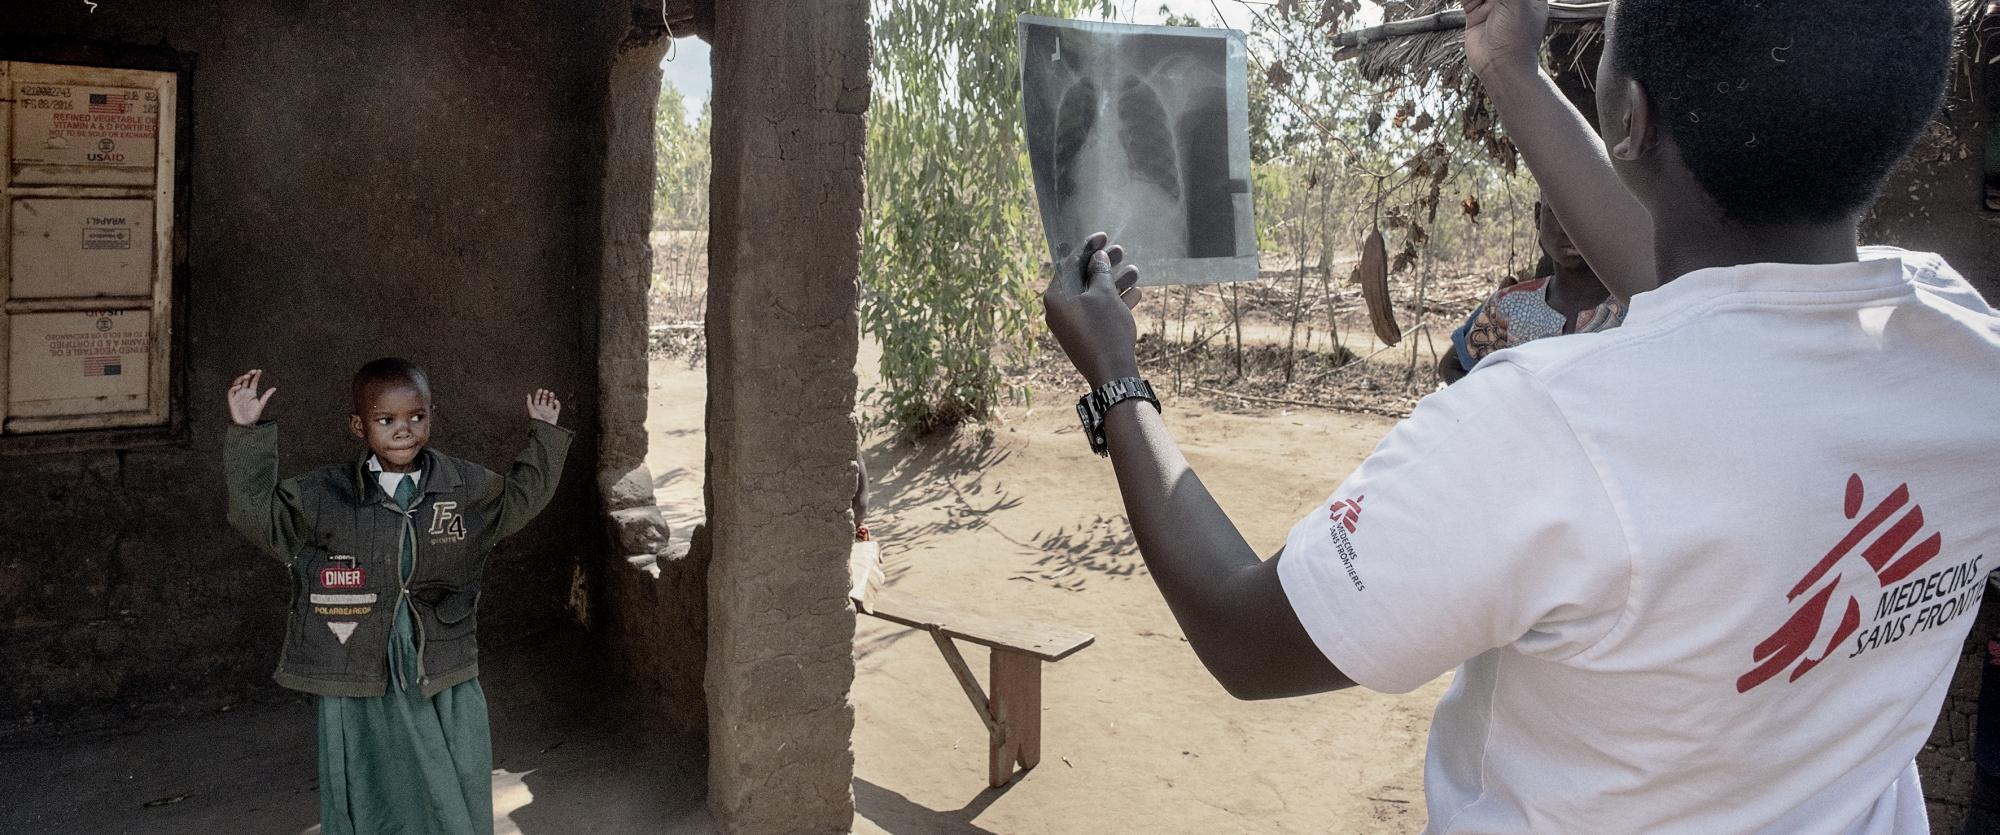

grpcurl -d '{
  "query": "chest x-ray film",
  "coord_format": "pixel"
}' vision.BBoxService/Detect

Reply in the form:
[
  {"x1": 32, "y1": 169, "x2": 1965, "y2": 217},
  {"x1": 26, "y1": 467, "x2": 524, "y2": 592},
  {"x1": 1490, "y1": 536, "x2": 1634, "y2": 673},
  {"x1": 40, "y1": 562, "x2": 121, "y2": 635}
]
[{"x1": 1020, "y1": 16, "x2": 1259, "y2": 286}]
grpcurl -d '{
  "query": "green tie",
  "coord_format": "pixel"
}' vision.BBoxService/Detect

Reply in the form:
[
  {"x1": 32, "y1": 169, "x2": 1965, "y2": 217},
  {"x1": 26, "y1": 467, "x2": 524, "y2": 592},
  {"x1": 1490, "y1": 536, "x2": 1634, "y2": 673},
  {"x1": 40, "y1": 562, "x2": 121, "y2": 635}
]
[
  {"x1": 389, "y1": 473, "x2": 419, "y2": 689},
  {"x1": 393, "y1": 473, "x2": 417, "y2": 511}
]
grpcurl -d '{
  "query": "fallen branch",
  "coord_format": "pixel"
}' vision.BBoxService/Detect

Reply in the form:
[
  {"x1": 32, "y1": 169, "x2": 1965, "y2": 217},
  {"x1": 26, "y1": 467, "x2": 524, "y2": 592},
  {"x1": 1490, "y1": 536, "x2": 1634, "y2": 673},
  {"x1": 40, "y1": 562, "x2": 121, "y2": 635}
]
[
  {"x1": 1147, "y1": 328, "x2": 1222, "y2": 364},
  {"x1": 1330, "y1": 1, "x2": 1610, "y2": 52},
  {"x1": 1194, "y1": 384, "x2": 1413, "y2": 420},
  {"x1": 1301, "y1": 324, "x2": 1433, "y2": 387}
]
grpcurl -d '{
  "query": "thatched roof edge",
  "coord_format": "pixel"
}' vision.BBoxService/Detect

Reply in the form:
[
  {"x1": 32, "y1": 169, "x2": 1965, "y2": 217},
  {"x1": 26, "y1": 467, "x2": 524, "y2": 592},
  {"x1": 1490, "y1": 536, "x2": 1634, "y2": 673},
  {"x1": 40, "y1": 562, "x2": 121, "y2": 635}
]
[{"x1": 1337, "y1": 0, "x2": 1985, "y2": 86}]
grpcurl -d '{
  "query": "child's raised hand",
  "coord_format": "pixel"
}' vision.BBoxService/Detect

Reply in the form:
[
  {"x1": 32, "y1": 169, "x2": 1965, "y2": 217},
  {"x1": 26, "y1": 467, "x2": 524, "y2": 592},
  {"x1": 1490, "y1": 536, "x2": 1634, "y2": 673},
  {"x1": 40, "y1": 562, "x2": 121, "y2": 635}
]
[
  {"x1": 527, "y1": 389, "x2": 562, "y2": 425},
  {"x1": 227, "y1": 369, "x2": 277, "y2": 427}
]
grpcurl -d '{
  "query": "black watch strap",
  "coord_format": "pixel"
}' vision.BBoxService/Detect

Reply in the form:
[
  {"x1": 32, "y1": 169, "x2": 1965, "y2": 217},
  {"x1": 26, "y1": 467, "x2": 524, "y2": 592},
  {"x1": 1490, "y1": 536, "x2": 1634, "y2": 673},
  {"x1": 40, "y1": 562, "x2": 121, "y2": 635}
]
[{"x1": 1076, "y1": 377, "x2": 1160, "y2": 456}]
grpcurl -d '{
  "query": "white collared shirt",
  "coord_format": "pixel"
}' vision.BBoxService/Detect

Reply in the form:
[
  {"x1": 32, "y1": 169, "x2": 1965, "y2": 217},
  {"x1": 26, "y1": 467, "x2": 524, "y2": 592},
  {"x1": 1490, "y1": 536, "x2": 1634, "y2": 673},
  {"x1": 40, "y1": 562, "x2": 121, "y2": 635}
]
[{"x1": 365, "y1": 455, "x2": 421, "y2": 500}]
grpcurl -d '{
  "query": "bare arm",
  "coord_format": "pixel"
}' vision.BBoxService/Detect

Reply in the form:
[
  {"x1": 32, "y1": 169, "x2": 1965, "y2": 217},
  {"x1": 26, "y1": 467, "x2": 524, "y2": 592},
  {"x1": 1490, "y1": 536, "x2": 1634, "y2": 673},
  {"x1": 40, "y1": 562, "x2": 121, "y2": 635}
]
[
  {"x1": 1044, "y1": 235, "x2": 1353, "y2": 700},
  {"x1": 1103, "y1": 401, "x2": 1355, "y2": 699},
  {"x1": 1466, "y1": 0, "x2": 1657, "y2": 300}
]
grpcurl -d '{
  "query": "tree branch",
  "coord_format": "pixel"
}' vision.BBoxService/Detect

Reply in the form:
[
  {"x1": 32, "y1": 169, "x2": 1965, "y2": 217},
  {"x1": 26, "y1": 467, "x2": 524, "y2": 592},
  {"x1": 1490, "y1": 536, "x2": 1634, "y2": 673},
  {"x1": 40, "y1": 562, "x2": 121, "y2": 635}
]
[{"x1": 1329, "y1": 2, "x2": 1610, "y2": 52}]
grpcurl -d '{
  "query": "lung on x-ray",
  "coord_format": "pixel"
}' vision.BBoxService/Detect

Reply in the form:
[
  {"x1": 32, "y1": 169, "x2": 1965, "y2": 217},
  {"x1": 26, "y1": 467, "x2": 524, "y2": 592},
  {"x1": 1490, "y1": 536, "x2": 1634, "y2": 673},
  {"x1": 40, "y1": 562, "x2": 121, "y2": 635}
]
[{"x1": 1020, "y1": 16, "x2": 1259, "y2": 286}]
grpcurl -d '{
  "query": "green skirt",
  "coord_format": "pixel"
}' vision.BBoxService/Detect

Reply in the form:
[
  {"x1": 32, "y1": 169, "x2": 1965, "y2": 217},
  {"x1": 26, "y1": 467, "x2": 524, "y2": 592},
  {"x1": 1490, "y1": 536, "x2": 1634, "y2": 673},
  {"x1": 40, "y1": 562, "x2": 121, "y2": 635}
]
[{"x1": 317, "y1": 602, "x2": 492, "y2": 835}]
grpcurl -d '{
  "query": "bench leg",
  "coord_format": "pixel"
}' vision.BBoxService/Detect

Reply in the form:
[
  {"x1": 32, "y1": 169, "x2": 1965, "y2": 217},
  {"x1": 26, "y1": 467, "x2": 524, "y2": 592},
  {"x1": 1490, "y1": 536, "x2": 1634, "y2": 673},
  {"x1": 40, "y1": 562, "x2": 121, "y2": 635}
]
[{"x1": 987, "y1": 649, "x2": 1042, "y2": 787}]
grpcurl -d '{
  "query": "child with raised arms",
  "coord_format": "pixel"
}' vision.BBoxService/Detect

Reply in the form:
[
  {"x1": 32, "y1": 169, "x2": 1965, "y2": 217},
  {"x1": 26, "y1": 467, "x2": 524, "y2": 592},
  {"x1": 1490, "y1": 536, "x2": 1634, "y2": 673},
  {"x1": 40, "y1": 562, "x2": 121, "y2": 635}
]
[{"x1": 225, "y1": 358, "x2": 570, "y2": 835}]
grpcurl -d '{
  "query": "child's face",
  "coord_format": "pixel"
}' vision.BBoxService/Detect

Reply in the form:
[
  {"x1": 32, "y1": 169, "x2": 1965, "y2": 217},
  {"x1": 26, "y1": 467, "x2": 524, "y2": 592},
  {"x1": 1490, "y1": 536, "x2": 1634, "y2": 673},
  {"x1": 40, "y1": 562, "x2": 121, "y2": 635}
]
[
  {"x1": 1536, "y1": 204, "x2": 1588, "y2": 273},
  {"x1": 349, "y1": 382, "x2": 432, "y2": 472}
]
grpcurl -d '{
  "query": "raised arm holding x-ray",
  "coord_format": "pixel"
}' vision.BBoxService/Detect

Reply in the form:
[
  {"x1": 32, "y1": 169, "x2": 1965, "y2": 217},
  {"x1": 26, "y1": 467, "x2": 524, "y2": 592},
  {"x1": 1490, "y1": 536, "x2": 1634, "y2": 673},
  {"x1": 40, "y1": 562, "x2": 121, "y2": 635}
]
[{"x1": 1465, "y1": 0, "x2": 1658, "y2": 300}]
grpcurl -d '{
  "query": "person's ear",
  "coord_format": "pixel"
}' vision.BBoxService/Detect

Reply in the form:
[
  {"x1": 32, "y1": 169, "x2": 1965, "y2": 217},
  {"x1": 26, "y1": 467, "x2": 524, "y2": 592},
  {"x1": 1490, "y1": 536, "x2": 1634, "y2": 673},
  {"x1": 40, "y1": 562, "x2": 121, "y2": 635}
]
[
  {"x1": 350, "y1": 414, "x2": 364, "y2": 439},
  {"x1": 1611, "y1": 79, "x2": 1656, "y2": 162}
]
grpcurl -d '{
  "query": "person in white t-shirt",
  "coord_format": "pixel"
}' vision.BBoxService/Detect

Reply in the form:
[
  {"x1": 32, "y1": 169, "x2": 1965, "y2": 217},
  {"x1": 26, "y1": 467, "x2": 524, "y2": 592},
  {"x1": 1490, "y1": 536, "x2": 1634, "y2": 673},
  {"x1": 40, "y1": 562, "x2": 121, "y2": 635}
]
[{"x1": 1040, "y1": 0, "x2": 1999, "y2": 832}]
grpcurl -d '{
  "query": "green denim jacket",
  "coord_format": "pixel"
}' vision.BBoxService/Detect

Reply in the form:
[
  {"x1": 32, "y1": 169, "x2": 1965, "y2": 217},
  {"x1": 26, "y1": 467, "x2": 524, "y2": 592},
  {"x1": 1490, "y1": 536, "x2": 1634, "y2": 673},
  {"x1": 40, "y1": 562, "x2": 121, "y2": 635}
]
[{"x1": 225, "y1": 419, "x2": 571, "y2": 698}]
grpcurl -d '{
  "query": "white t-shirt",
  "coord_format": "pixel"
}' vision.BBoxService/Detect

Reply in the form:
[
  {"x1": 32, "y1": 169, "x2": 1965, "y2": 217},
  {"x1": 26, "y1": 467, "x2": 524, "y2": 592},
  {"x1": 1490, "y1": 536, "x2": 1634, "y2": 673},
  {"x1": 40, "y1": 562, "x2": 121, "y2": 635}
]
[{"x1": 1278, "y1": 249, "x2": 2000, "y2": 834}]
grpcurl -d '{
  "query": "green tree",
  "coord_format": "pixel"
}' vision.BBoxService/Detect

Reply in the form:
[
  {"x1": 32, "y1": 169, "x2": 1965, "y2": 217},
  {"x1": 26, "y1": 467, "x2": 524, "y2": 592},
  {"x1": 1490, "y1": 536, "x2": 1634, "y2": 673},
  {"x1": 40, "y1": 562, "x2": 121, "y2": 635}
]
[
  {"x1": 654, "y1": 85, "x2": 710, "y2": 232},
  {"x1": 863, "y1": 0, "x2": 1110, "y2": 435}
]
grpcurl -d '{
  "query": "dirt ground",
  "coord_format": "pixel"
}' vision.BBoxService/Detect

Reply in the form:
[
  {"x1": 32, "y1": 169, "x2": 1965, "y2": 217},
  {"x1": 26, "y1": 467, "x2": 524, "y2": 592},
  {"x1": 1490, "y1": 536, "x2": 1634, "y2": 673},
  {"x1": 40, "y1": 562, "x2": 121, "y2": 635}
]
[
  {"x1": 0, "y1": 628, "x2": 711, "y2": 835},
  {"x1": 650, "y1": 343, "x2": 1447, "y2": 834},
  {"x1": 1, "y1": 344, "x2": 1441, "y2": 835}
]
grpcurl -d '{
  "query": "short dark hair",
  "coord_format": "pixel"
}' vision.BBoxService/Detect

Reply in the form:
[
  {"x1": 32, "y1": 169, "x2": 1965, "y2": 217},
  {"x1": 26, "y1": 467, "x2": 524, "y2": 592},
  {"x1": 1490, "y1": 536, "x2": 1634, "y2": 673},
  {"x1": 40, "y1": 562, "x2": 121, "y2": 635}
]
[
  {"x1": 351, "y1": 357, "x2": 431, "y2": 412},
  {"x1": 1609, "y1": 0, "x2": 1954, "y2": 225}
]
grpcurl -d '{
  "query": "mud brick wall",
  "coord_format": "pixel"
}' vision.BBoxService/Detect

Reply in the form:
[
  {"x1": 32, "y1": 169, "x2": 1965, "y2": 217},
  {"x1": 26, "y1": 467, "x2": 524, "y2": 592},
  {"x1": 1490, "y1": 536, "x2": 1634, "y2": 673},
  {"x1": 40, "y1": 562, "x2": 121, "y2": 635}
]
[
  {"x1": 702, "y1": 0, "x2": 872, "y2": 831},
  {"x1": 0, "y1": 0, "x2": 629, "y2": 742}
]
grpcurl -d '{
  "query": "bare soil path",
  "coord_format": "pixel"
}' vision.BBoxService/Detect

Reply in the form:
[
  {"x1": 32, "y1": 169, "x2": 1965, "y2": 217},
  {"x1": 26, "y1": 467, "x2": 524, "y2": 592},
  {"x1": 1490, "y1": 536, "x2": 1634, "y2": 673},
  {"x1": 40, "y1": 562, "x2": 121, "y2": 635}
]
[{"x1": 646, "y1": 346, "x2": 1445, "y2": 834}]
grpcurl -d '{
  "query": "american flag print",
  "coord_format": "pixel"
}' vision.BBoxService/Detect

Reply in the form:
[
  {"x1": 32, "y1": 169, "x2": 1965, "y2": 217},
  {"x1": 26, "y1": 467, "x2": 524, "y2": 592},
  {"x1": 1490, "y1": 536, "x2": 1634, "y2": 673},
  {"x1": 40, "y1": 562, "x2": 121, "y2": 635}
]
[
  {"x1": 83, "y1": 356, "x2": 122, "y2": 377},
  {"x1": 87, "y1": 93, "x2": 130, "y2": 114}
]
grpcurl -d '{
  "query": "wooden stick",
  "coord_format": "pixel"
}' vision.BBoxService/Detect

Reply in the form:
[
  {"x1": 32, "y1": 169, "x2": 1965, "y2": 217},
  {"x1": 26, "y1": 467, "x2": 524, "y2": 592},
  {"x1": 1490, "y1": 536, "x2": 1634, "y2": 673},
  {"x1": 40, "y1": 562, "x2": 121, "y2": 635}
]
[
  {"x1": 1330, "y1": 2, "x2": 1610, "y2": 51},
  {"x1": 1303, "y1": 325, "x2": 1431, "y2": 386},
  {"x1": 930, "y1": 632, "x2": 1001, "y2": 736},
  {"x1": 1194, "y1": 383, "x2": 1417, "y2": 420}
]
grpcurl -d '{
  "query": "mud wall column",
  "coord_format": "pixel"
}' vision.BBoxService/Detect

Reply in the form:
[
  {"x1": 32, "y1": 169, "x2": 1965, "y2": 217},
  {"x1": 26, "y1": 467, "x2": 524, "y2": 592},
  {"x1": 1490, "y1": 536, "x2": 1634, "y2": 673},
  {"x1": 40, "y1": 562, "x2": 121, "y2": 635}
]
[
  {"x1": 703, "y1": 0, "x2": 872, "y2": 831},
  {"x1": 597, "y1": 29, "x2": 675, "y2": 569},
  {"x1": 593, "y1": 26, "x2": 713, "y2": 737}
]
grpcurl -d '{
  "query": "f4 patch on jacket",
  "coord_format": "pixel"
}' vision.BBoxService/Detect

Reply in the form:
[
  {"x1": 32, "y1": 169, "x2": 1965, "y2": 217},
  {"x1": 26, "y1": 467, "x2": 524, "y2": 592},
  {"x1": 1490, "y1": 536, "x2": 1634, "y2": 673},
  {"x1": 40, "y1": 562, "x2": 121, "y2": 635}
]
[{"x1": 428, "y1": 501, "x2": 466, "y2": 545}]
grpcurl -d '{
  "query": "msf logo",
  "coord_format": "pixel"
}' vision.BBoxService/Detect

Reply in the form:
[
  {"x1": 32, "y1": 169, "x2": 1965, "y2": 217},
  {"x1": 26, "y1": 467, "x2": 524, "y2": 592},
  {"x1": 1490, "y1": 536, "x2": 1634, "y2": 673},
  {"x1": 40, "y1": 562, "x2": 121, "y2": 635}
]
[
  {"x1": 1737, "y1": 474, "x2": 1943, "y2": 693},
  {"x1": 428, "y1": 502, "x2": 466, "y2": 544},
  {"x1": 1329, "y1": 495, "x2": 1365, "y2": 534}
]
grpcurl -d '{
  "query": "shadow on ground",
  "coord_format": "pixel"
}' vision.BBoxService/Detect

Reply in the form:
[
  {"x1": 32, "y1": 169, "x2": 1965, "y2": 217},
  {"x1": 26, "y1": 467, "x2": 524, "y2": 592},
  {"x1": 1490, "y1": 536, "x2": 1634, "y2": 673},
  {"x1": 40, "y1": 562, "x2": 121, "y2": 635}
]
[
  {"x1": 854, "y1": 777, "x2": 1011, "y2": 834},
  {"x1": 0, "y1": 628, "x2": 710, "y2": 834},
  {"x1": 1010, "y1": 512, "x2": 1143, "y2": 591},
  {"x1": 863, "y1": 430, "x2": 1019, "y2": 563}
]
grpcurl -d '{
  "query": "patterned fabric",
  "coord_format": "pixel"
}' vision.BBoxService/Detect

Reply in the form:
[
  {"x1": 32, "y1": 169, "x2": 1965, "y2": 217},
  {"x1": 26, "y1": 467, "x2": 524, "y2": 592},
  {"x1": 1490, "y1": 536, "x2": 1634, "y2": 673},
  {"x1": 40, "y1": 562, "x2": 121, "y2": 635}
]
[
  {"x1": 1452, "y1": 276, "x2": 1626, "y2": 372},
  {"x1": 317, "y1": 468, "x2": 495, "y2": 835}
]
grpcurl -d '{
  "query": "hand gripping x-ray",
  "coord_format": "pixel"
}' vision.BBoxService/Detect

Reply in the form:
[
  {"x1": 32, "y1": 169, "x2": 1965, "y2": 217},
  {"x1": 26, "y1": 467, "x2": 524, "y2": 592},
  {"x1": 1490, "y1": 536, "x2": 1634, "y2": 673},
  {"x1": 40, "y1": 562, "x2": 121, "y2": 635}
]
[{"x1": 1020, "y1": 16, "x2": 1259, "y2": 286}]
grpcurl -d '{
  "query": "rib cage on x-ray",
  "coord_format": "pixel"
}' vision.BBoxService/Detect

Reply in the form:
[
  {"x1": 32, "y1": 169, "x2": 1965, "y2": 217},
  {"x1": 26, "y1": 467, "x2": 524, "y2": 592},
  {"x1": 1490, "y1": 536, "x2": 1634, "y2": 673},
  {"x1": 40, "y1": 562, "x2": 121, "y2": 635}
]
[{"x1": 1022, "y1": 17, "x2": 1259, "y2": 286}]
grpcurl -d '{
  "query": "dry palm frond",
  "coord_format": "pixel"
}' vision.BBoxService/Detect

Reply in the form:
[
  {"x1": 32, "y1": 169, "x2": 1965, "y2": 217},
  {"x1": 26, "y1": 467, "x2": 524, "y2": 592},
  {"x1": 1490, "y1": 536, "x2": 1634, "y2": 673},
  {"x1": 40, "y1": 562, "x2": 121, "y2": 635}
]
[
  {"x1": 1332, "y1": 0, "x2": 1986, "y2": 83},
  {"x1": 1356, "y1": 229, "x2": 1401, "y2": 346}
]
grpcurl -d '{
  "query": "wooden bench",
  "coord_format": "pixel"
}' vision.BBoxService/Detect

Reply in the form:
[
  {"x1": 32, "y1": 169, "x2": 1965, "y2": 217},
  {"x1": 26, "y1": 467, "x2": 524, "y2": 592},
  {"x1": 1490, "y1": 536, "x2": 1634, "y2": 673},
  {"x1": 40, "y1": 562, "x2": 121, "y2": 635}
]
[{"x1": 851, "y1": 542, "x2": 1096, "y2": 787}]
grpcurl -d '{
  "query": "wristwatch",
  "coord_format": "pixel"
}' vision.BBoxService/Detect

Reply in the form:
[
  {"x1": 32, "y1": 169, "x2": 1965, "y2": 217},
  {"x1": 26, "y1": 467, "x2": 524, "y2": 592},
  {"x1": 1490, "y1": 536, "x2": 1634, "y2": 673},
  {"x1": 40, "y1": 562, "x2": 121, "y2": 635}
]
[{"x1": 1076, "y1": 377, "x2": 1159, "y2": 456}]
